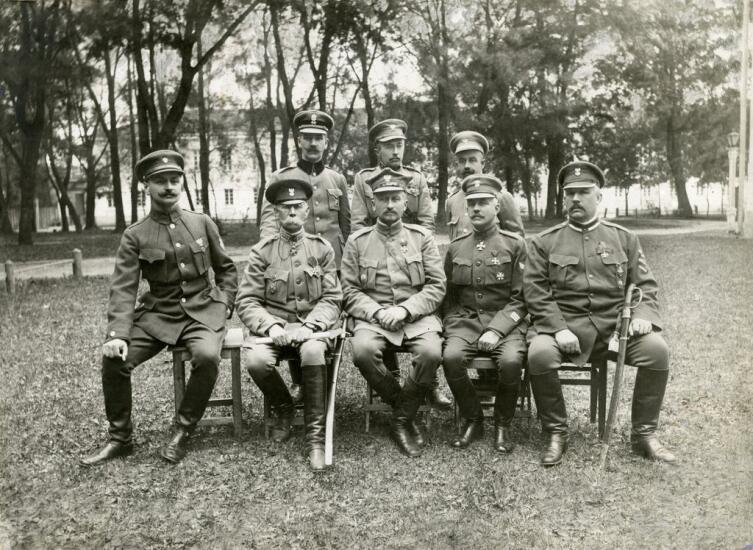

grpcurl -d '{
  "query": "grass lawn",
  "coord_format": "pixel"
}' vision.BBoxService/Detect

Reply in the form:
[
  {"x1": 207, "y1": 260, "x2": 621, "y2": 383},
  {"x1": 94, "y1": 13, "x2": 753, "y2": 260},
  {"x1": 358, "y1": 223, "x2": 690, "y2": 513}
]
[{"x1": 1, "y1": 232, "x2": 751, "y2": 549}]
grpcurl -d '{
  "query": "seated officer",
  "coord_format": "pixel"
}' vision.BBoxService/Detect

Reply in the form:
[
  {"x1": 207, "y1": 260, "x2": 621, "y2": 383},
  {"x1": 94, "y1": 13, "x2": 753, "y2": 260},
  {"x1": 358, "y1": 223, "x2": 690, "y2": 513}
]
[
  {"x1": 442, "y1": 175, "x2": 527, "y2": 451},
  {"x1": 524, "y1": 160, "x2": 677, "y2": 466},
  {"x1": 235, "y1": 178, "x2": 342, "y2": 471},
  {"x1": 341, "y1": 168, "x2": 446, "y2": 458},
  {"x1": 81, "y1": 150, "x2": 238, "y2": 466}
]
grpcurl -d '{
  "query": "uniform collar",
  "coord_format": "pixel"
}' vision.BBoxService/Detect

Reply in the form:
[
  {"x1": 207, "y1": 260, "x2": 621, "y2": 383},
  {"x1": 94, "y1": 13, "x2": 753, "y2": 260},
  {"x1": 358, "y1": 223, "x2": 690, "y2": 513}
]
[
  {"x1": 149, "y1": 205, "x2": 183, "y2": 224},
  {"x1": 473, "y1": 223, "x2": 498, "y2": 241},
  {"x1": 281, "y1": 227, "x2": 305, "y2": 242},
  {"x1": 297, "y1": 158, "x2": 325, "y2": 176},
  {"x1": 567, "y1": 215, "x2": 600, "y2": 232},
  {"x1": 378, "y1": 161, "x2": 403, "y2": 171},
  {"x1": 375, "y1": 219, "x2": 404, "y2": 237}
]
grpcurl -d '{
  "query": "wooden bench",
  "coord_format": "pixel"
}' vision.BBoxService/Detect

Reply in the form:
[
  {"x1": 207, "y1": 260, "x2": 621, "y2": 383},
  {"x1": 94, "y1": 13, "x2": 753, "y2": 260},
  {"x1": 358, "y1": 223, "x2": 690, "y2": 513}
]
[
  {"x1": 559, "y1": 359, "x2": 608, "y2": 436},
  {"x1": 171, "y1": 326, "x2": 244, "y2": 438}
]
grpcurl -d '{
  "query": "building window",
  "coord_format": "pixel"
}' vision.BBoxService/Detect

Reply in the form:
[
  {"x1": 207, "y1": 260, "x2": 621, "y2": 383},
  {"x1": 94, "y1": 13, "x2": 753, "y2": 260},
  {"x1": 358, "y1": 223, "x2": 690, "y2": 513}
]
[
  {"x1": 106, "y1": 193, "x2": 113, "y2": 207},
  {"x1": 193, "y1": 151, "x2": 200, "y2": 171},
  {"x1": 137, "y1": 190, "x2": 146, "y2": 207},
  {"x1": 224, "y1": 188, "x2": 234, "y2": 206},
  {"x1": 220, "y1": 148, "x2": 232, "y2": 170},
  {"x1": 194, "y1": 189, "x2": 202, "y2": 207}
]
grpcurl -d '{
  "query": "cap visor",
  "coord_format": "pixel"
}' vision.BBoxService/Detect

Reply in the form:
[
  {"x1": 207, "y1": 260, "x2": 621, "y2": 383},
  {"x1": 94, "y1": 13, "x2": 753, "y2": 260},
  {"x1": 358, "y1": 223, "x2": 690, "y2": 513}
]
[
  {"x1": 455, "y1": 144, "x2": 485, "y2": 154},
  {"x1": 465, "y1": 192, "x2": 496, "y2": 200},
  {"x1": 376, "y1": 136, "x2": 406, "y2": 143},
  {"x1": 278, "y1": 198, "x2": 307, "y2": 205},
  {"x1": 299, "y1": 127, "x2": 328, "y2": 135},
  {"x1": 145, "y1": 166, "x2": 183, "y2": 177},
  {"x1": 562, "y1": 181, "x2": 598, "y2": 189},
  {"x1": 373, "y1": 185, "x2": 405, "y2": 193}
]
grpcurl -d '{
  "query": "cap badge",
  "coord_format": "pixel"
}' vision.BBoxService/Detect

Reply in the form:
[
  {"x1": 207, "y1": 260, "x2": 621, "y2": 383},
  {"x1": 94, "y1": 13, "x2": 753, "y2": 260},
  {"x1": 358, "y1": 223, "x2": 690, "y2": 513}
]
[
  {"x1": 311, "y1": 113, "x2": 317, "y2": 124},
  {"x1": 162, "y1": 157, "x2": 168, "y2": 163},
  {"x1": 288, "y1": 188, "x2": 295, "y2": 196},
  {"x1": 387, "y1": 124, "x2": 396, "y2": 130},
  {"x1": 574, "y1": 167, "x2": 581, "y2": 176},
  {"x1": 473, "y1": 181, "x2": 481, "y2": 188}
]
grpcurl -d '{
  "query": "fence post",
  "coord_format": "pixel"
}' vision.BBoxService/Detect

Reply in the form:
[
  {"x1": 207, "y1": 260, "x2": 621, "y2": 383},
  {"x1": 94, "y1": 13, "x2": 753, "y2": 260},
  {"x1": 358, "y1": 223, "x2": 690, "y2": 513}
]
[
  {"x1": 72, "y1": 249, "x2": 83, "y2": 280},
  {"x1": 5, "y1": 260, "x2": 15, "y2": 295}
]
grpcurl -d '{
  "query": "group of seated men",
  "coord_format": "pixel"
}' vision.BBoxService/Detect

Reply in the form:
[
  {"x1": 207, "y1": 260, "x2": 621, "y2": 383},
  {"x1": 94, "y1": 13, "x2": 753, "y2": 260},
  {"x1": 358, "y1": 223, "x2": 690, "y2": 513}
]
[{"x1": 81, "y1": 110, "x2": 677, "y2": 472}]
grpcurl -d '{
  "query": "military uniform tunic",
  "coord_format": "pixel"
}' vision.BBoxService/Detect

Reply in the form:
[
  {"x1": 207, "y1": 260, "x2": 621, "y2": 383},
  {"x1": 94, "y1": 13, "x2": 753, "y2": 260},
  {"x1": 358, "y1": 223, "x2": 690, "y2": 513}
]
[
  {"x1": 445, "y1": 186, "x2": 525, "y2": 240},
  {"x1": 259, "y1": 161, "x2": 351, "y2": 266},
  {"x1": 351, "y1": 165, "x2": 435, "y2": 233},
  {"x1": 524, "y1": 219, "x2": 667, "y2": 373},
  {"x1": 341, "y1": 220, "x2": 446, "y2": 387}
]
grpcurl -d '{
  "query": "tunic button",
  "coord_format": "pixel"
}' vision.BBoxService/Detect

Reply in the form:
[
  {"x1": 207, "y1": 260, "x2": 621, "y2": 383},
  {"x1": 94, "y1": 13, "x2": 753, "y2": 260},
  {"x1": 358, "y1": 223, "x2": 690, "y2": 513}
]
[
  {"x1": 588, "y1": 274, "x2": 593, "y2": 279},
  {"x1": 315, "y1": 200, "x2": 319, "y2": 205},
  {"x1": 478, "y1": 309, "x2": 484, "y2": 314},
  {"x1": 181, "y1": 281, "x2": 187, "y2": 285},
  {"x1": 476, "y1": 277, "x2": 482, "y2": 283},
  {"x1": 169, "y1": 223, "x2": 175, "y2": 229},
  {"x1": 294, "y1": 261, "x2": 301, "y2": 267},
  {"x1": 175, "y1": 242, "x2": 182, "y2": 248},
  {"x1": 463, "y1": 228, "x2": 468, "y2": 233},
  {"x1": 296, "y1": 279, "x2": 302, "y2": 285},
  {"x1": 109, "y1": 331, "x2": 116, "y2": 337},
  {"x1": 181, "y1": 298, "x2": 186, "y2": 303},
  {"x1": 180, "y1": 262, "x2": 186, "y2": 269},
  {"x1": 318, "y1": 232, "x2": 322, "y2": 236},
  {"x1": 477, "y1": 292, "x2": 483, "y2": 299},
  {"x1": 475, "y1": 260, "x2": 482, "y2": 266},
  {"x1": 316, "y1": 217, "x2": 321, "y2": 221},
  {"x1": 584, "y1": 236, "x2": 589, "y2": 241},
  {"x1": 589, "y1": 293, "x2": 594, "y2": 297}
]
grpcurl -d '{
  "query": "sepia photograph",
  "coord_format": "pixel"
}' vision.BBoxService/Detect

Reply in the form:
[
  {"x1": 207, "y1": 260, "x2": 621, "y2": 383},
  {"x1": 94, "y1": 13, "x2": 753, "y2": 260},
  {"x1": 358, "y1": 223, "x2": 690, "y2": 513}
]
[{"x1": 0, "y1": 0, "x2": 751, "y2": 548}]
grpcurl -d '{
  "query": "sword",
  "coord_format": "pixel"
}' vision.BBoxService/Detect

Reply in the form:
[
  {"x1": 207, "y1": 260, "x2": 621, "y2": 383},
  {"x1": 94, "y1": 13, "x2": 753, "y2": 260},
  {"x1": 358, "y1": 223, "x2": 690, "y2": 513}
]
[{"x1": 325, "y1": 316, "x2": 349, "y2": 466}]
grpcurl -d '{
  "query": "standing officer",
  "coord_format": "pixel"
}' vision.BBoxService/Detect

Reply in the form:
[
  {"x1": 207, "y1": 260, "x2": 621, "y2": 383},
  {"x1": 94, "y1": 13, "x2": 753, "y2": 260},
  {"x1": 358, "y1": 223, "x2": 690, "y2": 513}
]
[
  {"x1": 236, "y1": 178, "x2": 342, "y2": 471},
  {"x1": 524, "y1": 160, "x2": 677, "y2": 466},
  {"x1": 351, "y1": 119, "x2": 450, "y2": 408},
  {"x1": 259, "y1": 110, "x2": 350, "y2": 404},
  {"x1": 445, "y1": 131, "x2": 524, "y2": 240},
  {"x1": 351, "y1": 118, "x2": 434, "y2": 232},
  {"x1": 442, "y1": 175, "x2": 527, "y2": 451},
  {"x1": 341, "y1": 168, "x2": 446, "y2": 458},
  {"x1": 81, "y1": 150, "x2": 238, "y2": 466}
]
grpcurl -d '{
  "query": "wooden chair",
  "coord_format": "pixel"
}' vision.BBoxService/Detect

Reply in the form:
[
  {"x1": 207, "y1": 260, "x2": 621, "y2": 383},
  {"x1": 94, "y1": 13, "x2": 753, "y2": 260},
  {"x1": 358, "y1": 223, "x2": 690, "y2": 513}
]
[
  {"x1": 364, "y1": 342, "x2": 433, "y2": 433},
  {"x1": 453, "y1": 357, "x2": 532, "y2": 427},
  {"x1": 171, "y1": 327, "x2": 244, "y2": 439},
  {"x1": 558, "y1": 358, "x2": 608, "y2": 436}
]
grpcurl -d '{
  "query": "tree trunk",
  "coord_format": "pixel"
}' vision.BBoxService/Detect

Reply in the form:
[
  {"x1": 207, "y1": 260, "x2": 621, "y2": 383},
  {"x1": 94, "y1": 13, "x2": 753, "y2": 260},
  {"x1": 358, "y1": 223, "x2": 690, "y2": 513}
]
[
  {"x1": 434, "y1": 0, "x2": 450, "y2": 228},
  {"x1": 0, "y1": 171, "x2": 14, "y2": 234},
  {"x1": 545, "y1": 136, "x2": 565, "y2": 219},
  {"x1": 263, "y1": 17, "x2": 277, "y2": 172},
  {"x1": 104, "y1": 51, "x2": 126, "y2": 231},
  {"x1": 197, "y1": 38, "x2": 212, "y2": 215},
  {"x1": 85, "y1": 161, "x2": 98, "y2": 230},
  {"x1": 249, "y1": 95, "x2": 267, "y2": 226},
  {"x1": 666, "y1": 114, "x2": 692, "y2": 217},
  {"x1": 127, "y1": 58, "x2": 140, "y2": 223}
]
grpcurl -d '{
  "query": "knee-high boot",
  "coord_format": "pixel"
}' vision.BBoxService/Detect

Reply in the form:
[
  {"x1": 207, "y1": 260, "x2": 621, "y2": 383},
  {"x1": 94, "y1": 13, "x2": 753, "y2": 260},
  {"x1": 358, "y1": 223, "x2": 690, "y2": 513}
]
[
  {"x1": 631, "y1": 369, "x2": 677, "y2": 464},
  {"x1": 530, "y1": 370, "x2": 569, "y2": 466},
  {"x1": 249, "y1": 367, "x2": 294, "y2": 442},
  {"x1": 446, "y1": 375, "x2": 483, "y2": 449},
  {"x1": 391, "y1": 380, "x2": 427, "y2": 458},
  {"x1": 493, "y1": 381, "x2": 519, "y2": 453},
  {"x1": 303, "y1": 364, "x2": 327, "y2": 471}
]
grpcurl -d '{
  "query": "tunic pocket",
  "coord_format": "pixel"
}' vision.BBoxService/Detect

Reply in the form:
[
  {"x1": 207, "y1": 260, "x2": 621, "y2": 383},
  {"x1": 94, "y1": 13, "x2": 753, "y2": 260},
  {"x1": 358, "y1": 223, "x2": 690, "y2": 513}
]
[
  {"x1": 358, "y1": 258, "x2": 379, "y2": 290},
  {"x1": 264, "y1": 267, "x2": 290, "y2": 305},
  {"x1": 327, "y1": 188, "x2": 342, "y2": 211},
  {"x1": 485, "y1": 256, "x2": 512, "y2": 285},
  {"x1": 405, "y1": 254, "x2": 425, "y2": 286},
  {"x1": 451, "y1": 257, "x2": 472, "y2": 285},
  {"x1": 304, "y1": 266, "x2": 323, "y2": 300},
  {"x1": 189, "y1": 241, "x2": 208, "y2": 274},
  {"x1": 600, "y1": 250, "x2": 628, "y2": 288},
  {"x1": 138, "y1": 248, "x2": 166, "y2": 281},
  {"x1": 548, "y1": 254, "x2": 579, "y2": 288}
]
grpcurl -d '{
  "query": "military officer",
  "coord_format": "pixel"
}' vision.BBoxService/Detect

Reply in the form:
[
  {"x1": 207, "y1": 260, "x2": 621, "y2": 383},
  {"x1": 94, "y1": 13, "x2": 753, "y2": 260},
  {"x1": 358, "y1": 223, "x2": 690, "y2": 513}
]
[
  {"x1": 341, "y1": 168, "x2": 446, "y2": 457},
  {"x1": 442, "y1": 175, "x2": 527, "y2": 451},
  {"x1": 524, "y1": 160, "x2": 677, "y2": 466},
  {"x1": 259, "y1": 110, "x2": 350, "y2": 404},
  {"x1": 351, "y1": 119, "x2": 435, "y2": 233},
  {"x1": 351, "y1": 119, "x2": 450, "y2": 409},
  {"x1": 236, "y1": 178, "x2": 342, "y2": 471},
  {"x1": 445, "y1": 130, "x2": 524, "y2": 240},
  {"x1": 81, "y1": 150, "x2": 238, "y2": 466}
]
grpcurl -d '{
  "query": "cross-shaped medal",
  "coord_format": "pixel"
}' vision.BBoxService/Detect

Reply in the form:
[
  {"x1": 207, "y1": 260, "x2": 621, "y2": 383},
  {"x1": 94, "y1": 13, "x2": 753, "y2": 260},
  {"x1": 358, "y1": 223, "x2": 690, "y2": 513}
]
[
  {"x1": 476, "y1": 241, "x2": 486, "y2": 251},
  {"x1": 496, "y1": 272, "x2": 505, "y2": 281},
  {"x1": 491, "y1": 257, "x2": 500, "y2": 265}
]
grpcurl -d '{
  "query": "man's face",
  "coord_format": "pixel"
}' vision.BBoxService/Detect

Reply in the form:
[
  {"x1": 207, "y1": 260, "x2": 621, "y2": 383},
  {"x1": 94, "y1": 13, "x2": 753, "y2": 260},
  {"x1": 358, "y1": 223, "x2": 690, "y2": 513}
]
[
  {"x1": 376, "y1": 139, "x2": 405, "y2": 169},
  {"x1": 297, "y1": 132, "x2": 328, "y2": 163},
  {"x1": 372, "y1": 190, "x2": 406, "y2": 225},
  {"x1": 274, "y1": 201, "x2": 310, "y2": 233},
  {"x1": 454, "y1": 150, "x2": 484, "y2": 179},
  {"x1": 564, "y1": 186, "x2": 602, "y2": 222},
  {"x1": 145, "y1": 171, "x2": 183, "y2": 210},
  {"x1": 466, "y1": 196, "x2": 499, "y2": 230}
]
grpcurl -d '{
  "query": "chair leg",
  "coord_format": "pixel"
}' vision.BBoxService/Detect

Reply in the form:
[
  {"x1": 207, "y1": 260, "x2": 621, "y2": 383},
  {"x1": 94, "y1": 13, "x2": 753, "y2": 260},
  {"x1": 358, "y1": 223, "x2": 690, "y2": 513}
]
[
  {"x1": 172, "y1": 352, "x2": 186, "y2": 423},
  {"x1": 590, "y1": 364, "x2": 598, "y2": 424},
  {"x1": 598, "y1": 361, "x2": 608, "y2": 437},
  {"x1": 231, "y1": 349, "x2": 243, "y2": 439}
]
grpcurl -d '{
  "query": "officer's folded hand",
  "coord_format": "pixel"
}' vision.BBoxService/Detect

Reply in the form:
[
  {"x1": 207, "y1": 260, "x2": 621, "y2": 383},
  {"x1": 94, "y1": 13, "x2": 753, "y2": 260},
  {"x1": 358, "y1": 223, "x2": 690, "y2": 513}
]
[
  {"x1": 477, "y1": 330, "x2": 501, "y2": 352},
  {"x1": 289, "y1": 324, "x2": 314, "y2": 344},
  {"x1": 555, "y1": 329, "x2": 581, "y2": 356},
  {"x1": 628, "y1": 318, "x2": 652, "y2": 337},
  {"x1": 268, "y1": 324, "x2": 291, "y2": 347},
  {"x1": 103, "y1": 338, "x2": 128, "y2": 361},
  {"x1": 380, "y1": 306, "x2": 408, "y2": 332}
]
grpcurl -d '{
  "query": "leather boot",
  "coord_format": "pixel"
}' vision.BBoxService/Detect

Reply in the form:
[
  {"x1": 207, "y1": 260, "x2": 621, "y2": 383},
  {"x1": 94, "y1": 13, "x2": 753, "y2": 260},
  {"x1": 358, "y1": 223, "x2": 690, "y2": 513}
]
[
  {"x1": 101, "y1": 356, "x2": 134, "y2": 445},
  {"x1": 160, "y1": 427, "x2": 190, "y2": 464},
  {"x1": 176, "y1": 355, "x2": 219, "y2": 431},
  {"x1": 531, "y1": 371, "x2": 569, "y2": 466},
  {"x1": 303, "y1": 364, "x2": 327, "y2": 471},
  {"x1": 447, "y1": 375, "x2": 483, "y2": 448},
  {"x1": 383, "y1": 350, "x2": 401, "y2": 379},
  {"x1": 80, "y1": 441, "x2": 134, "y2": 467},
  {"x1": 408, "y1": 420, "x2": 425, "y2": 448},
  {"x1": 493, "y1": 381, "x2": 519, "y2": 453},
  {"x1": 631, "y1": 369, "x2": 677, "y2": 464},
  {"x1": 391, "y1": 381, "x2": 427, "y2": 458},
  {"x1": 249, "y1": 367, "x2": 294, "y2": 442},
  {"x1": 427, "y1": 374, "x2": 453, "y2": 411},
  {"x1": 288, "y1": 358, "x2": 303, "y2": 404}
]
